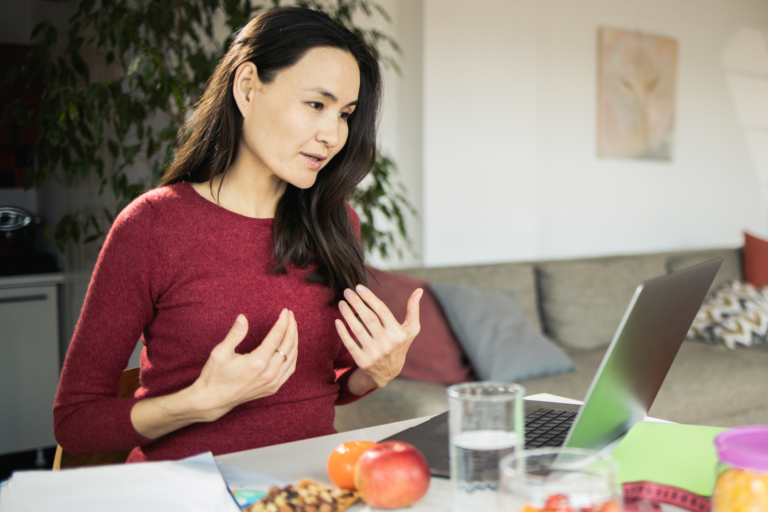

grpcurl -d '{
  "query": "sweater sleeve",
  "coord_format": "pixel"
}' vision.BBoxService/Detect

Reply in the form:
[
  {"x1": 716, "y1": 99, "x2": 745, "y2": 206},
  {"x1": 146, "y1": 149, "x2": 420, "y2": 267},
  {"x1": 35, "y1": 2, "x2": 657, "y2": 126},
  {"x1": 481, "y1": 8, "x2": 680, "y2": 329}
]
[
  {"x1": 333, "y1": 348, "x2": 376, "y2": 406},
  {"x1": 53, "y1": 196, "x2": 165, "y2": 455}
]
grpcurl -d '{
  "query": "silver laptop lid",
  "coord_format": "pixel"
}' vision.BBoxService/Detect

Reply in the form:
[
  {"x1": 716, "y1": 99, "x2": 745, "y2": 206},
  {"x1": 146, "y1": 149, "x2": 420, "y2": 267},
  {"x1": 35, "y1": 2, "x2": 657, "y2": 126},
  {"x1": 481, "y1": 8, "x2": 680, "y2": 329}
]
[{"x1": 564, "y1": 258, "x2": 723, "y2": 450}]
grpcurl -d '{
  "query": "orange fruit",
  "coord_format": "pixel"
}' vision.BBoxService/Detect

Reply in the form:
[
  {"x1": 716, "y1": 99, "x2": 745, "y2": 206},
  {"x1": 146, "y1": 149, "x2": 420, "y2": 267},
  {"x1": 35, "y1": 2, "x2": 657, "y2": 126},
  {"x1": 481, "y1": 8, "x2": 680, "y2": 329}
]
[{"x1": 327, "y1": 440, "x2": 377, "y2": 490}]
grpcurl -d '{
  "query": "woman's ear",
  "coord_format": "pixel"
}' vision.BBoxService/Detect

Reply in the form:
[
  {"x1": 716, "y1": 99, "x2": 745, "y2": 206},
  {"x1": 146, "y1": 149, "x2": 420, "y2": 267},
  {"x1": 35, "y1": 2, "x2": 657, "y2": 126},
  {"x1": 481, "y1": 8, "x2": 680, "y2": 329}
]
[{"x1": 232, "y1": 62, "x2": 259, "y2": 117}]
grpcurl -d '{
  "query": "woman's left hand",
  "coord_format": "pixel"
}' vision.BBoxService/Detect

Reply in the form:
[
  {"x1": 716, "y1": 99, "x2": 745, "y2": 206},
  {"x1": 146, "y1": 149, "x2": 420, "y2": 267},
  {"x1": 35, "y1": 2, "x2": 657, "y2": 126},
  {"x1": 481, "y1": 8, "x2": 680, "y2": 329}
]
[{"x1": 335, "y1": 285, "x2": 423, "y2": 389}]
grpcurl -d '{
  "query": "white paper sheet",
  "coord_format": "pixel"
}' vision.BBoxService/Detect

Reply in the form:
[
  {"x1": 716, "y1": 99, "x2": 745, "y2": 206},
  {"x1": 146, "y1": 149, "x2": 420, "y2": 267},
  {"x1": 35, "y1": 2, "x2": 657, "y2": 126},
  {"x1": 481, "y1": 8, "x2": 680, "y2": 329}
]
[{"x1": 0, "y1": 452, "x2": 241, "y2": 512}]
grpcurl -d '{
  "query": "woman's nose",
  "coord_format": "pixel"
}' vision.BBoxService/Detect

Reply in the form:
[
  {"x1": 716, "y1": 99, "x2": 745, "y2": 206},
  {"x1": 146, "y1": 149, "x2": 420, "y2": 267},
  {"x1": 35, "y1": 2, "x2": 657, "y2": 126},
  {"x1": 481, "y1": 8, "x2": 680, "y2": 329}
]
[{"x1": 317, "y1": 113, "x2": 341, "y2": 147}]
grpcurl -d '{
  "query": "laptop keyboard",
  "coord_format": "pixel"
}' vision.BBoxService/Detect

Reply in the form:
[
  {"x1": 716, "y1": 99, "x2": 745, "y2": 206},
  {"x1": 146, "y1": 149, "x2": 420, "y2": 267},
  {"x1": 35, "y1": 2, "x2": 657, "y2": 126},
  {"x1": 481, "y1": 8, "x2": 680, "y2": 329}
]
[{"x1": 524, "y1": 408, "x2": 577, "y2": 448}]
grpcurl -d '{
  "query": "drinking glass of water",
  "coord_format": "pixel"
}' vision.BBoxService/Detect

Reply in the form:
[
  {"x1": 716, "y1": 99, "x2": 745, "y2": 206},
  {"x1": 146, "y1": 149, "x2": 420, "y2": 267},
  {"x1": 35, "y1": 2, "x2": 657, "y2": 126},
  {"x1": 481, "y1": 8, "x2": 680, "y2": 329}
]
[
  {"x1": 447, "y1": 382, "x2": 525, "y2": 510},
  {"x1": 498, "y1": 448, "x2": 623, "y2": 512}
]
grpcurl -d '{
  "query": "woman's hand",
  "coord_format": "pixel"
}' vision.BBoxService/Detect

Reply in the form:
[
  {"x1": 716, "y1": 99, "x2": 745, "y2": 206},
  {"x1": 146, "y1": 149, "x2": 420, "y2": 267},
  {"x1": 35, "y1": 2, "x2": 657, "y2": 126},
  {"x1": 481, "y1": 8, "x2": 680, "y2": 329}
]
[
  {"x1": 131, "y1": 309, "x2": 297, "y2": 439},
  {"x1": 335, "y1": 285, "x2": 422, "y2": 390},
  {"x1": 190, "y1": 309, "x2": 298, "y2": 417}
]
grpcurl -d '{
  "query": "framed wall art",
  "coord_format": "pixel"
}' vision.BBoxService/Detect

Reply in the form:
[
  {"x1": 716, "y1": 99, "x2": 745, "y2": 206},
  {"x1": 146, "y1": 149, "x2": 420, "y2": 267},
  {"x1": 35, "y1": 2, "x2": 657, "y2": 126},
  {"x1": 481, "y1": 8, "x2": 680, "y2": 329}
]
[{"x1": 597, "y1": 27, "x2": 678, "y2": 161}]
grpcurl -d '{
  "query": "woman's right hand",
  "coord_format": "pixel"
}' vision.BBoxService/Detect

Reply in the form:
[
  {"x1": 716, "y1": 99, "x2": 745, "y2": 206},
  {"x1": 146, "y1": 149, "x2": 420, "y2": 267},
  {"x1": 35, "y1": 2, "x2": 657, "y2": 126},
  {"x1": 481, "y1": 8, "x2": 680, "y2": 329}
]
[
  {"x1": 191, "y1": 309, "x2": 298, "y2": 419},
  {"x1": 130, "y1": 309, "x2": 297, "y2": 439}
]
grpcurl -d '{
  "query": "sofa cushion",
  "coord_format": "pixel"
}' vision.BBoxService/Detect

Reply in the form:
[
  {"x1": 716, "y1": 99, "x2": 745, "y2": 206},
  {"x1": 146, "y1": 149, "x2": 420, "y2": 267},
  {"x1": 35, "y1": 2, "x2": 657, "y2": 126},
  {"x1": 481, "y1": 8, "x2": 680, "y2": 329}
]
[
  {"x1": 687, "y1": 280, "x2": 768, "y2": 348},
  {"x1": 429, "y1": 283, "x2": 576, "y2": 381},
  {"x1": 403, "y1": 262, "x2": 541, "y2": 331},
  {"x1": 537, "y1": 255, "x2": 667, "y2": 350},
  {"x1": 367, "y1": 267, "x2": 473, "y2": 385},
  {"x1": 666, "y1": 247, "x2": 742, "y2": 296},
  {"x1": 744, "y1": 232, "x2": 768, "y2": 287},
  {"x1": 334, "y1": 377, "x2": 449, "y2": 432},
  {"x1": 648, "y1": 341, "x2": 768, "y2": 427}
]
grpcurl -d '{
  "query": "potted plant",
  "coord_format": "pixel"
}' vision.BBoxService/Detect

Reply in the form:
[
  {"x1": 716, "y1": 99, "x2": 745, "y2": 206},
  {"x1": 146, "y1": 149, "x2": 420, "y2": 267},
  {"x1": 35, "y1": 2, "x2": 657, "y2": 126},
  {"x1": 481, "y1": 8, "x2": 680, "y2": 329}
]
[{"x1": 0, "y1": 0, "x2": 415, "y2": 261}]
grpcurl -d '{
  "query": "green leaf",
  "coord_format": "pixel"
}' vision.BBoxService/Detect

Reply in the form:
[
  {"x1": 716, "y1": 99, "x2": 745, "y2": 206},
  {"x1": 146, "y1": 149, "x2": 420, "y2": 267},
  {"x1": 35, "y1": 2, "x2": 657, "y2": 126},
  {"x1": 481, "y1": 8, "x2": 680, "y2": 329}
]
[
  {"x1": 115, "y1": 95, "x2": 131, "y2": 123},
  {"x1": 142, "y1": 58, "x2": 156, "y2": 80},
  {"x1": 128, "y1": 56, "x2": 142, "y2": 78},
  {"x1": 44, "y1": 24, "x2": 58, "y2": 46},
  {"x1": 111, "y1": 173, "x2": 122, "y2": 198},
  {"x1": 31, "y1": 20, "x2": 50, "y2": 40},
  {"x1": 123, "y1": 143, "x2": 141, "y2": 162},
  {"x1": 93, "y1": 116, "x2": 105, "y2": 146},
  {"x1": 159, "y1": 125, "x2": 177, "y2": 142},
  {"x1": 80, "y1": 160, "x2": 92, "y2": 180},
  {"x1": 68, "y1": 137, "x2": 84, "y2": 158},
  {"x1": 126, "y1": 182, "x2": 144, "y2": 198},
  {"x1": 113, "y1": 24, "x2": 123, "y2": 49},
  {"x1": 107, "y1": 139, "x2": 119, "y2": 159},
  {"x1": 69, "y1": 36, "x2": 85, "y2": 52},
  {"x1": 170, "y1": 84, "x2": 184, "y2": 111},
  {"x1": 61, "y1": 150, "x2": 72, "y2": 174},
  {"x1": 71, "y1": 51, "x2": 91, "y2": 82},
  {"x1": 146, "y1": 137, "x2": 156, "y2": 159},
  {"x1": 95, "y1": 157, "x2": 105, "y2": 178},
  {"x1": 84, "y1": 83, "x2": 99, "y2": 104},
  {"x1": 113, "y1": 119, "x2": 125, "y2": 139},
  {"x1": 54, "y1": 215, "x2": 73, "y2": 253}
]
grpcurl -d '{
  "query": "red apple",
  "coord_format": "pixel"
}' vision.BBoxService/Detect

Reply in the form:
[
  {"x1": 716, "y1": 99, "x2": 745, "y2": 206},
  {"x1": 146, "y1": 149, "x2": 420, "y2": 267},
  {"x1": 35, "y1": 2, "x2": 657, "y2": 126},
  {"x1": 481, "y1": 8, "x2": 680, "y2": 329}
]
[{"x1": 353, "y1": 441, "x2": 430, "y2": 509}]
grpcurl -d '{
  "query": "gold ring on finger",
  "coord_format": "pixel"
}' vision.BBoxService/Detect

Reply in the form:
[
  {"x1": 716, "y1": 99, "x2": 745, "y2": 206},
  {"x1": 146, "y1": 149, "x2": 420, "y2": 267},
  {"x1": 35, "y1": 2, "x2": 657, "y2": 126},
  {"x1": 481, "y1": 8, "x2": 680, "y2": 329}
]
[{"x1": 276, "y1": 350, "x2": 287, "y2": 362}]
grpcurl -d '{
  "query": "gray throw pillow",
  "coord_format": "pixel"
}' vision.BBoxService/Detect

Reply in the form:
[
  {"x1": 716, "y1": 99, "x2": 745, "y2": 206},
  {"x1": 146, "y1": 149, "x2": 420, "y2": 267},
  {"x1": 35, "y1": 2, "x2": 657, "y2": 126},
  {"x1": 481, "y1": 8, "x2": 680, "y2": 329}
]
[{"x1": 429, "y1": 283, "x2": 576, "y2": 382}]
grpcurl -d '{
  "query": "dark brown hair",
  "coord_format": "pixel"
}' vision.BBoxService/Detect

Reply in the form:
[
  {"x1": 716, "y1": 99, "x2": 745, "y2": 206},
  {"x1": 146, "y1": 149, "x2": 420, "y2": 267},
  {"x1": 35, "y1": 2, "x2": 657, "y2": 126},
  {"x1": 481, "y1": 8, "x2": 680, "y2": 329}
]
[{"x1": 159, "y1": 7, "x2": 381, "y2": 302}]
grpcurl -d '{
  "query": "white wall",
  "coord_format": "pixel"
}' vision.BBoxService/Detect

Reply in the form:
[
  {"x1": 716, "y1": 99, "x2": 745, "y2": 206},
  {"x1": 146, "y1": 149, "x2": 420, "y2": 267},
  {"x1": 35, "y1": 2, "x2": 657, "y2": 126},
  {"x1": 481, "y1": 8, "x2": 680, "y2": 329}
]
[
  {"x1": 357, "y1": 0, "x2": 424, "y2": 268},
  {"x1": 423, "y1": 0, "x2": 540, "y2": 266},
  {"x1": 418, "y1": 0, "x2": 768, "y2": 267}
]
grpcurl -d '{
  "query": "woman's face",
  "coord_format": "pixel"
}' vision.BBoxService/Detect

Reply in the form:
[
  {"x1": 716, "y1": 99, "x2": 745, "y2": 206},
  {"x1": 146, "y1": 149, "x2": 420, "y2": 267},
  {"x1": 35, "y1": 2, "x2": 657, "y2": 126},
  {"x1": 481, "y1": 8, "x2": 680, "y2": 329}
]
[{"x1": 235, "y1": 46, "x2": 361, "y2": 189}]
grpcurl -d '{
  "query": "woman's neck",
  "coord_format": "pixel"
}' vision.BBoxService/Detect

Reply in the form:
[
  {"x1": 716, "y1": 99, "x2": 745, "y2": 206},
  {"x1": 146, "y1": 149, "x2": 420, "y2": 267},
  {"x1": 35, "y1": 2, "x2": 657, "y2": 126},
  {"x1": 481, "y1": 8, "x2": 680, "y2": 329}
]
[{"x1": 192, "y1": 160, "x2": 287, "y2": 219}]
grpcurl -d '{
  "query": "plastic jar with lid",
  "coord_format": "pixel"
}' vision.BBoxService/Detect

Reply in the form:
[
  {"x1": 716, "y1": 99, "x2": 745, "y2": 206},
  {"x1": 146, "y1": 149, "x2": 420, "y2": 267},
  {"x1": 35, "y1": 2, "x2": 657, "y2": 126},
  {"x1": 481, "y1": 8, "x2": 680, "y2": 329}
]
[{"x1": 712, "y1": 425, "x2": 768, "y2": 512}]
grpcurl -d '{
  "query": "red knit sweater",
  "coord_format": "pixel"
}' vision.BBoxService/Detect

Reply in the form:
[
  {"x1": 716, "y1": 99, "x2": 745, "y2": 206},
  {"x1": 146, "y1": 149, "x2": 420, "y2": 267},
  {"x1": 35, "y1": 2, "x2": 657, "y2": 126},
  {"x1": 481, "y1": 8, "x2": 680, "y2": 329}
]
[{"x1": 53, "y1": 182, "x2": 371, "y2": 462}]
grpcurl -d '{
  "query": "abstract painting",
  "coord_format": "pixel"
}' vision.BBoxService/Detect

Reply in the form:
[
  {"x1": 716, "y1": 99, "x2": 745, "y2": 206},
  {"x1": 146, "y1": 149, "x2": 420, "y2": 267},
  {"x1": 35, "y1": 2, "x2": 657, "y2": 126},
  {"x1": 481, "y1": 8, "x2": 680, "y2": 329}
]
[{"x1": 597, "y1": 27, "x2": 678, "y2": 161}]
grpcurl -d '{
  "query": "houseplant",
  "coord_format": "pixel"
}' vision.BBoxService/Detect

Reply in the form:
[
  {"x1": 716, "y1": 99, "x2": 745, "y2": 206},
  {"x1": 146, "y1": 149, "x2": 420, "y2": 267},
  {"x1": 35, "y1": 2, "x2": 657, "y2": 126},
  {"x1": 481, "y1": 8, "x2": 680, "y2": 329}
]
[{"x1": 0, "y1": 0, "x2": 414, "y2": 260}]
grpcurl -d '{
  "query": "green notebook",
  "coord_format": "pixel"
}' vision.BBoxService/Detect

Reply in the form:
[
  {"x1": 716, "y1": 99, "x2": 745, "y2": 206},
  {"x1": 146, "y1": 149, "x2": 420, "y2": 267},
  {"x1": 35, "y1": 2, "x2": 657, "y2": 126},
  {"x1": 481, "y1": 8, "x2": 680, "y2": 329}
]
[{"x1": 611, "y1": 421, "x2": 728, "y2": 497}]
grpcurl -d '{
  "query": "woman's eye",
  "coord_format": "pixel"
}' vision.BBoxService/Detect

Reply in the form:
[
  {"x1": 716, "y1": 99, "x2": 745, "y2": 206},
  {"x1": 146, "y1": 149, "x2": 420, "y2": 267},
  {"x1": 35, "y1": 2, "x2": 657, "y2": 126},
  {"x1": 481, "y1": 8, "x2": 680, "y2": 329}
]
[
  {"x1": 308, "y1": 102, "x2": 323, "y2": 110},
  {"x1": 339, "y1": 111, "x2": 353, "y2": 121}
]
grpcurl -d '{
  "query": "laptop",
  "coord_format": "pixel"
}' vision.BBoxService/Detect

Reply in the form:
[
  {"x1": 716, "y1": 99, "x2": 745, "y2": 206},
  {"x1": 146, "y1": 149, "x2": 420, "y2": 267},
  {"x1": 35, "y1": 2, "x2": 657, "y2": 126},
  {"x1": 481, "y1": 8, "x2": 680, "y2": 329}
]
[{"x1": 381, "y1": 258, "x2": 723, "y2": 477}]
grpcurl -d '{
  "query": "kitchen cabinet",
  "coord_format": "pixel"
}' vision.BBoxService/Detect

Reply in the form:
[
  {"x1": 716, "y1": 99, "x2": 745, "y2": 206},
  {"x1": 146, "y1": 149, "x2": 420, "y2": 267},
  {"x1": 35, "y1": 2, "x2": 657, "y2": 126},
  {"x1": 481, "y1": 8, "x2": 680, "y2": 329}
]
[{"x1": 0, "y1": 273, "x2": 63, "y2": 454}]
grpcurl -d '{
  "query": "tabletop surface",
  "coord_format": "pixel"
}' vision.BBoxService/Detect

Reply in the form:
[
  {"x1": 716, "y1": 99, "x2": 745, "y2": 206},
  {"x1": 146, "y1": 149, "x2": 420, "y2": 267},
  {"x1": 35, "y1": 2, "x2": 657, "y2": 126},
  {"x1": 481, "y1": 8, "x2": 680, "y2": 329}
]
[{"x1": 214, "y1": 393, "x2": 583, "y2": 512}]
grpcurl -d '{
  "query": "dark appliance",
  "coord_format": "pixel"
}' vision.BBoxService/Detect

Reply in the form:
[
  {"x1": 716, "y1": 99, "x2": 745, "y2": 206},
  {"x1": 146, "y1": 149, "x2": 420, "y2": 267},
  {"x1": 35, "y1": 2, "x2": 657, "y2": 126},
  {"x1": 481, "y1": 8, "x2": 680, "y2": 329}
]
[{"x1": 0, "y1": 207, "x2": 58, "y2": 276}]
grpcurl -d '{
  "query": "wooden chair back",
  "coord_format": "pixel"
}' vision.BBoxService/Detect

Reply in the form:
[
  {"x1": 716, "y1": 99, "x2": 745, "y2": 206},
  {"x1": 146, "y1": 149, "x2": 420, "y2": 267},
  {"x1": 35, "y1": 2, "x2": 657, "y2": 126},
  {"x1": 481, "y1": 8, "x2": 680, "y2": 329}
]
[{"x1": 52, "y1": 367, "x2": 141, "y2": 470}]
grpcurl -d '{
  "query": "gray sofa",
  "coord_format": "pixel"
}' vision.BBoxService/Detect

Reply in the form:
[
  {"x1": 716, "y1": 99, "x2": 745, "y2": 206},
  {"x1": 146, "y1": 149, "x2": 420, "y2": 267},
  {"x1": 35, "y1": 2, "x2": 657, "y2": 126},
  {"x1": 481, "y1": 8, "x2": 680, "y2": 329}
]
[{"x1": 334, "y1": 247, "x2": 768, "y2": 432}]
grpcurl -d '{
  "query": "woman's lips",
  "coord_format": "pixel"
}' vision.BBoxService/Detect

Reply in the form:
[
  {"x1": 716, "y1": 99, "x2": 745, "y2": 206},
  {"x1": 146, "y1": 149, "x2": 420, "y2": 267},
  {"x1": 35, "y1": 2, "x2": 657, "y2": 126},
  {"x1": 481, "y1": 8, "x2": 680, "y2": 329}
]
[{"x1": 301, "y1": 153, "x2": 326, "y2": 171}]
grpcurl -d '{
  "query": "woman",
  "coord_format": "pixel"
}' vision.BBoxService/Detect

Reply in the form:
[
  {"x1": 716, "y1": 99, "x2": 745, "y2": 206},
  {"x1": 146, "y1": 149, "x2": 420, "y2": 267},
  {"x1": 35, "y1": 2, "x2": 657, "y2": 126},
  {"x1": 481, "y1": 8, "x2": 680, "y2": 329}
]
[{"x1": 53, "y1": 7, "x2": 422, "y2": 463}]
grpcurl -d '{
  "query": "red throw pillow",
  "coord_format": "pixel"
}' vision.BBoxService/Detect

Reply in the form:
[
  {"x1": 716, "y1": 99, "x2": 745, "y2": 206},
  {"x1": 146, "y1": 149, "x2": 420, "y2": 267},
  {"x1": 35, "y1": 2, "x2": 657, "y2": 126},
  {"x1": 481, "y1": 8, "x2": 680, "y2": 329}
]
[
  {"x1": 366, "y1": 267, "x2": 474, "y2": 385},
  {"x1": 744, "y1": 231, "x2": 768, "y2": 287}
]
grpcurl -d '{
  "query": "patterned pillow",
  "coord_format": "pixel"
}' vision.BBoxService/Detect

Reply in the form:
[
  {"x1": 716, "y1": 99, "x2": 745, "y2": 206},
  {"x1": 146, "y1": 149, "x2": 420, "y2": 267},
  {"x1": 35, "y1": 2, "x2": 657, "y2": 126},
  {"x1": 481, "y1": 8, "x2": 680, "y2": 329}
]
[{"x1": 687, "y1": 280, "x2": 768, "y2": 348}]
